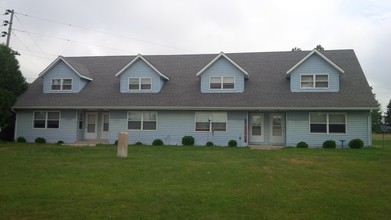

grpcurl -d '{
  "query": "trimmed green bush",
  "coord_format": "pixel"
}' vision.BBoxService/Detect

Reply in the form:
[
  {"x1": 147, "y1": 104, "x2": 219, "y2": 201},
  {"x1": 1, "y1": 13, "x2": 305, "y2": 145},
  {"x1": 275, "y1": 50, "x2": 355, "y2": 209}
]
[
  {"x1": 228, "y1": 140, "x2": 237, "y2": 147},
  {"x1": 152, "y1": 139, "x2": 164, "y2": 146},
  {"x1": 114, "y1": 140, "x2": 118, "y2": 145},
  {"x1": 35, "y1": 137, "x2": 46, "y2": 144},
  {"x1": 16, "y1": 136, "x2": 26, "y2": 143},
  {"x1": 349, "y1": 139, "x2": 364, "y2": 149},
  {"x1": 206, "y1": 141, "x2": 214, "y2": 147},
  {"x1": 134, "y1": 141, "x2": 143, "y2": 145},
  {"x1": 322, "y1": 140, "x2": 336, "y2": 149},
  {"x1": 296, "y1": 141, "x2": 309, "y2": 148},
  {"x1": 182, "y1": 136, "x2": 195, "y2": 146},
  {"x1": 57, "y1": 140, "x2": 64, "y2": 145}
]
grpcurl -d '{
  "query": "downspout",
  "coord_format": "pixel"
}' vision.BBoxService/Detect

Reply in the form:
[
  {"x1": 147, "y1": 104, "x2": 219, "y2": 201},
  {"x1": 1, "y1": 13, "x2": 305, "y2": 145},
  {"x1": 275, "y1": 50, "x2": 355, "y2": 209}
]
[
  {"x1": 368, "y1": 110, "x2": 372, "y2": 147},
  {"x1": 11, "y1": 107, "x2": 17, "y2": 141}
]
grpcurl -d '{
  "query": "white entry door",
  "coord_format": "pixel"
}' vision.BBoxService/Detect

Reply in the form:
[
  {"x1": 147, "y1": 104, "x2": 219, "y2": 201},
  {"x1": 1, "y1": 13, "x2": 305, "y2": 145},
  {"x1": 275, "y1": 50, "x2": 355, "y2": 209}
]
[
  {"x1": 270, "y1": 113, "x2": 285, "y2": 145},
  {"x1": 85, "y1": 112, "x2": 98, "y2": 139},
  {"x1": 249, "y1": 113, "x2": 264, "y2": 143},
  {"x1": 101, "y1": 112, "x2": 109, "y2": 140}
]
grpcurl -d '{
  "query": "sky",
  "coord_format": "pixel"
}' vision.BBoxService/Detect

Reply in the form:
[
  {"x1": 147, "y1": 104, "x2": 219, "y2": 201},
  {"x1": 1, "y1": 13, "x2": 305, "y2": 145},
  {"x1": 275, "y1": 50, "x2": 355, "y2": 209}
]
[{"x1": 1, "y1": 0, "x2": 390, "y2": 112}]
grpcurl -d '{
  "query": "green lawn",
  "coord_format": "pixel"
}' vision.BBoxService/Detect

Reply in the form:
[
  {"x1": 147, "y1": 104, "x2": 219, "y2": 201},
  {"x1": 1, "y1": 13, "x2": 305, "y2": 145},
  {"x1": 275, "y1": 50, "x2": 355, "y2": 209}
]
[{"x1": 1, "y1": 135, "x2": 390, "y2": 219}]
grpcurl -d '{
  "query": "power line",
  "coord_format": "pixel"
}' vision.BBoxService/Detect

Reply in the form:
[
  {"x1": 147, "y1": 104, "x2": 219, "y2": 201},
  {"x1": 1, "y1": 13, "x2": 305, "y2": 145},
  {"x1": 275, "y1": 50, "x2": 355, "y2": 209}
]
[
  {"x1": 13, "y1": 10, "x2": 197, "y2": 53},
  {"x1": 13, "y1": 28, "x2": 139, "y2": 54}
]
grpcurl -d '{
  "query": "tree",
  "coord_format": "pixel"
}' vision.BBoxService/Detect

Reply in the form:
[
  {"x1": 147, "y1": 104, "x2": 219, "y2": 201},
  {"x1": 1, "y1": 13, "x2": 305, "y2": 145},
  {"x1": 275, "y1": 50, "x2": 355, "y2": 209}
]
[
  {"x1": 314, "y1": 44, "x2": 324, "y2": 51},
  {"x1": 370, "y1": 88, "x2": 383, "y2": 132},
  {"x1": 0, "y1": 44, "x2": 28, "y2": 137},
  {"x1": 385, "y1": 100, "x2": 391, "y2": 126},
  {"x1": 291, "y1": 47, "x2": 302, "y2": 51}
]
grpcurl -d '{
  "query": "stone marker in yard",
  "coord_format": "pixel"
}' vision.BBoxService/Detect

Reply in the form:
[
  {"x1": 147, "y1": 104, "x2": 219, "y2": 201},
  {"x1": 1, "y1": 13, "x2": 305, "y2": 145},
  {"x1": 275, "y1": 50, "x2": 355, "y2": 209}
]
[{"x1": 117, "y1": 132, "x2": 128, "y2": 158}]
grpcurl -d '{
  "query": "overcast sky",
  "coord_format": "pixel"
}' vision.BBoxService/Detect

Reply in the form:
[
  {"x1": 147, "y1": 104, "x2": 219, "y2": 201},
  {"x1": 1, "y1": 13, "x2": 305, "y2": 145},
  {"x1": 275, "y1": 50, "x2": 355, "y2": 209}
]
[{"x1": 1, "y1": 0, "x2": 390, "y2": 111}]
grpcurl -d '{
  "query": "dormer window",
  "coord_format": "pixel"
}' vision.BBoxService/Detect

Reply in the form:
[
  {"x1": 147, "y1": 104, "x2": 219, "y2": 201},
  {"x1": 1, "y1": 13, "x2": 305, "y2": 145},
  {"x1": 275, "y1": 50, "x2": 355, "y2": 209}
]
[
  {"x1": 300, "y1": 74, "x2": 328, "y2": 89},
  {"x1": 128, "y1": 77, "x2": 152, "y2": 91},
  {"x1": 210, "y1": 76, "x2": 235, "y2": 90},
  {"x1": 51, "y1": 79, "x2": 72, "y2": 91}
]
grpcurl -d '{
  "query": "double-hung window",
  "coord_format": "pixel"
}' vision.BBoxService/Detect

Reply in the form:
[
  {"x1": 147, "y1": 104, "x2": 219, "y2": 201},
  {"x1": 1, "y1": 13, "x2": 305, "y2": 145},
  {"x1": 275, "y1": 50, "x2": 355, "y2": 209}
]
[
  {"x1": 128, "y1": 111, "x2": 157, "y2": 130},
  {"x1": 128, "y1": 77, "x2": 152, "y2": 91},
  {"x1": 33, "y1": 111, "x2": 60, "y2": 129},
  {"x1": 210, "y1": 77, "x2": 234, "y2": 90},
  {"x1": 195, "y1": 112, "x2": 227, "y2": 132},
  {"x1": 301, "y1": 74, "x2": 328, "y2": 89},
  {"x1": 309, "y1": 113, "x2": 346, "y2": 134},
  {"x1": 51, "y1": 79, "x2": 72, "y2": 91}
]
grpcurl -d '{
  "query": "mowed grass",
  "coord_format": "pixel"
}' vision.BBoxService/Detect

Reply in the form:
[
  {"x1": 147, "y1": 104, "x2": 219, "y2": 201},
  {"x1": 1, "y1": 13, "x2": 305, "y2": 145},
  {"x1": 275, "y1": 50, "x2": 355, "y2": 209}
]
[{"x1": 0, "y1": 135, "x2": 390, "y2": 219}]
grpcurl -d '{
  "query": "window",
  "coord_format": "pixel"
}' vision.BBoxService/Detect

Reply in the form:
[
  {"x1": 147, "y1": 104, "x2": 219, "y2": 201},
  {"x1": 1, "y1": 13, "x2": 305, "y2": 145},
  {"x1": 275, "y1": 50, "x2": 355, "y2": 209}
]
[
  {"x1": 128, "y1": 77, "x2": 152, "y2": 91},
  {"x1": 78, "y1": 112, "x2": 84, "y2": 130},
  {"x1": 209, "y1": 77, "x2": 235, "y2": 90},
  {"x1": 195, "y1": 112, "x2": 227, "y2": 132},
  {"x1": 301, "y1": 74, "x2": 328, "y2": 89},
  {"x1": 310, "y1": 113, "x2": 346, "y2": 134},
  {"x1": 128, "y1": 111, "x2": 157, "y2": 130},
  {"x1": 51, "y1": 79, "x2": 72, "y2": 91},
  {"x1": 33, "y1": 111, "x2": 60, "y2": 129}
]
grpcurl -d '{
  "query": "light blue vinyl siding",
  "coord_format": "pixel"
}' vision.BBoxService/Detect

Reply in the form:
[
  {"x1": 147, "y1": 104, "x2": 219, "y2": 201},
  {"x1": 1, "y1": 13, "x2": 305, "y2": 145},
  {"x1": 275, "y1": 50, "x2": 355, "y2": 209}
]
[
  {"x1": 290, "y1": 54, "x2": 340, "y2": 92},
  {"x1": 43, "y1": 61, "x2": 88, "y2": 93},
  {"x1": 286, "y1": 111, "x2": 370, "y2": 147},
  {"x1": 119, "y1": 59, "x2": 164, "y2": 93},
  {"x1": 108, "y1": 111, "x2": 247, "y2": 146},
  {"x1": 15, "y1": 110, "x2": 78, "y2": 143},
  {"x1": 200, "y1": 57, "x2": 245, "y2": 93}
]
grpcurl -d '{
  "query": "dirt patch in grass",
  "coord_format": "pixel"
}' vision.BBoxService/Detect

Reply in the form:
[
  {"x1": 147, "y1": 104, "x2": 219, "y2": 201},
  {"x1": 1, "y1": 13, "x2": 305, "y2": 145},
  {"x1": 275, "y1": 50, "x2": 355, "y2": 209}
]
[{"x1": 286, "y1": 158, "x2": 314, "y2": 165}]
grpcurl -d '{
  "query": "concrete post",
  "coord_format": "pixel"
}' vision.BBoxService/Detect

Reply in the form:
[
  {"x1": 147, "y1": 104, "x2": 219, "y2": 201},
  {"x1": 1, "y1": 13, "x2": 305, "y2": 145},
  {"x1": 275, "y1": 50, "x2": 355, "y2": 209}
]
[{"x1": 117, "y1": 132, "x2": 128, "y2": 158}]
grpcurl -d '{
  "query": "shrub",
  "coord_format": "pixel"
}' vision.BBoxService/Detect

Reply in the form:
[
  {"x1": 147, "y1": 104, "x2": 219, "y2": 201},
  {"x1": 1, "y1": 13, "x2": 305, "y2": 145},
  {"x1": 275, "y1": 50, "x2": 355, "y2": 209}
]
[
  {"x1": 182, "y1": 136, "x2": 195, "y2": 146},
  {"x1": 135, "y1": 141, "x2": 143, "y2": 145},
  {"x1": 228, "y1": 140, "x2": 237, "y2": 147},
  {"x1": 35, "y1": 137, "x2": 46, "y2": 144},
  {"x1": 349, "y1": 139, "x2": 364, "y2": 149},
  {"x1": 152, "y1": 139, "x2": 164, "y2": 146},
  {"x1": 206, "y1": 141, "x2": 214, "y2": 147},
  {"x1": 57, "y1": 140, "x2": 64, "y2": 145},
  {"x1": 322, "y1": 140, "x2": 336, "y2": 149},
  {"x1": 114, "y1": 140, "x2": 118, "y2": 145},
  {"x1": 296, "y1": 141, "x2": 309, "y2": 148},
  {"x1": 16, "y1": 136, "x2": 26, "y2": 143}
]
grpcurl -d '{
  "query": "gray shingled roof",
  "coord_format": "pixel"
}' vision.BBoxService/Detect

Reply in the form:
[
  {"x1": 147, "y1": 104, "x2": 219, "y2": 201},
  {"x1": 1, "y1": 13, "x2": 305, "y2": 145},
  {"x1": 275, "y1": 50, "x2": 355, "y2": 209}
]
[{"x1": 14, "y1": 50, "x2": 377, "y2": 110}]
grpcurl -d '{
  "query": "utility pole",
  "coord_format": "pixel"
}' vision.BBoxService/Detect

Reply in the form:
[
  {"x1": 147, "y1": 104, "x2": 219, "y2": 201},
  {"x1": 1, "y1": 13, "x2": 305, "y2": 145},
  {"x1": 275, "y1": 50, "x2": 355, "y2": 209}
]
[{"x1": 2, "y1": 9, "x2": 14, "y2": 48}]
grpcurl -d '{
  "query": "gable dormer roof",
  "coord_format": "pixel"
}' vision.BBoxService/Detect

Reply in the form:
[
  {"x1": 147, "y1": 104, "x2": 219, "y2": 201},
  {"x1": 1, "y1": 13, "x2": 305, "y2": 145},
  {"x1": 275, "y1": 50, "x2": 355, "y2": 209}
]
[
  {"x1": 286, "y1": 49, "x2": 344, "y2": 78},
  {"x1": 38, "y1": 56, "x2": 93, "y2": 81},
  {"x1": 115, "y1": 54, "x2": 169, "y2": 80},
  {"x1": 196, "y1": 52, "x2": 249, "y2": 79}
]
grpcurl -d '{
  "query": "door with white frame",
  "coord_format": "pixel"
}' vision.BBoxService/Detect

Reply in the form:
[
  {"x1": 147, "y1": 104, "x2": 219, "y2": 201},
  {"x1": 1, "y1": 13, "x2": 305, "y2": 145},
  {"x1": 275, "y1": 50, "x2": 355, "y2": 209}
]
[
  {"x1": 270, "y1": 113, "x2": 285, "y2": 145},
  {"x1": 85, "y1": 112, "x2": 98, "y2": 140},
  {"x1": 101, "y1": 112, "x2": 109, "y2": 140},
  {"x1": 249, "y1": 113, "x2": 264, "y2": 143}
]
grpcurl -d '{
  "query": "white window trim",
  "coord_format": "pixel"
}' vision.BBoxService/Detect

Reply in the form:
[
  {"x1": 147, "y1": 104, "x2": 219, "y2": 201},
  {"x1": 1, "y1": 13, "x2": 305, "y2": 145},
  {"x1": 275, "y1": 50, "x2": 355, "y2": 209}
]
[
  {"x1": 78, "y1": 112, "x2": 84, "y2": 130},
  {"x1": 300, "y1": 74, "x2": 329, "y2": 89},
  {"x1": 128, "y1": 77, "x2": 152, "y2": 91},
  {"x1": 194, "y1": 112, "x2": 228, "y2": 132},
  {"x1": 127, "y1": 111, "x2": 158, "y2": 131},
  {"x1": 50, "y1": 78, "x2": 73, "y2": 91},
  {"x1": 33, "y1": 111, "x2": 61, "y2": 129},
  {"x1": 209, "y1": 76, "x2": 235, "y2": 90},
  {"x1": 309, "y1": 112, "x2": 347, "y2": 134}
]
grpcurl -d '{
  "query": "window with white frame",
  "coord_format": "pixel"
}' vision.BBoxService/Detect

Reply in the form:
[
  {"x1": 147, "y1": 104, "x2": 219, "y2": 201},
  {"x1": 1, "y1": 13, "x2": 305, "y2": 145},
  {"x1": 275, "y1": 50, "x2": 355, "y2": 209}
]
[
  {"x1": 195, "y1": 112, "x2": 227, "y2": 132},
  {"x1": 310, "y1": 113, "x2": 346, "y2": 134},
  {"x1": 78, "y1": 112, "x2": 84, "y2": 130},
  {"x1": 51, "y1": 79, "x2": 72, "y2": 91},
  {"x1": 33, "y1": 111, "x2": 60, "y2": 129},
  {"x1": 128, "y1": 111, "x2": 157, "y2": 130},
  {"x1": 128, "y1": 77, "x2": 152, "y2": 91},
  {"x1": 301, "y1": 74, "x2": 328, "y2": 89},
  {"x1": 210, "y1": 77, "x2": 234, "y2": 90}
]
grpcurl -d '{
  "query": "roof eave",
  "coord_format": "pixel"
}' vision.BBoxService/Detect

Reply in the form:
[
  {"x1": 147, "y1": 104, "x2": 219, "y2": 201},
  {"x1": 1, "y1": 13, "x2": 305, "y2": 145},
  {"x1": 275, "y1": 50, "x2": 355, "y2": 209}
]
[
  {"x1": 38, "y1": 56, "x2": 93, "y2": 81},
  {"x1": 196, "y1": 52, "x2": 249, "y2": 79}
]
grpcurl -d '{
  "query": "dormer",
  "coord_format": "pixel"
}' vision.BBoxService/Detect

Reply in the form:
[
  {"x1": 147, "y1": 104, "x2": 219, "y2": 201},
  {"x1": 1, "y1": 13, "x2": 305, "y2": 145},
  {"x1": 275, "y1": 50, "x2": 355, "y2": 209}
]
[
  {"x1": 40, "y1": 56, "x2": 93, "y2": 93},
  {"x1": 287, "y1": 49, "x2": 344, "y2": 92},
  {"x1": 196, "y1": 52, "x2": 249, "y2": 93},
  {"x1": 115, "y1": 54, "x2": 169, "y2": 93}
]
